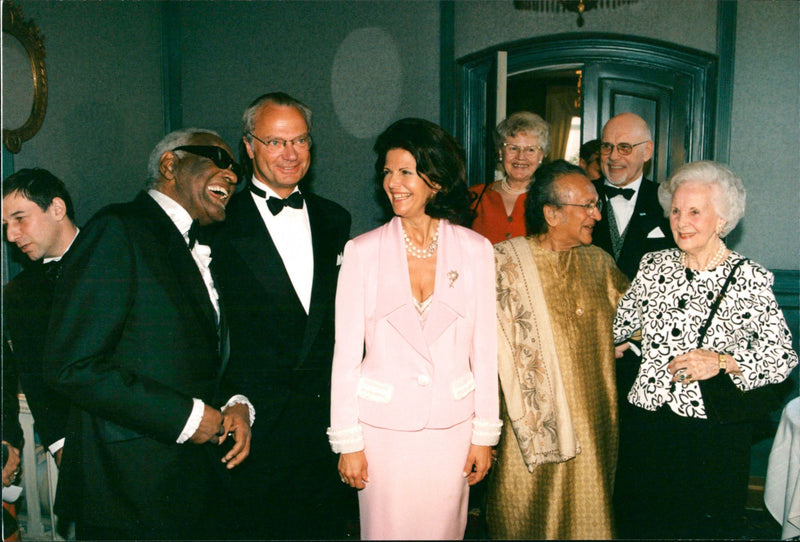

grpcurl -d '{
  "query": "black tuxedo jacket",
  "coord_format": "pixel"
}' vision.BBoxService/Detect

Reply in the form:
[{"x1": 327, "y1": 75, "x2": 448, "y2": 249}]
[
  {"x1": 593, "y1": 178, "x2": 675, "y2": 280},
  {"x1": 211, "y1": 189, "x2": 350, "y2": 435},
  {"x1": 4, "y1": 263, "x2": 71, "y2": 450},
  {"x1": 44, "y1": 192, "x2": 228, "y2": 539},
  {"x1": 210, "y1": 188, "x2": 352, "y2": 538}
]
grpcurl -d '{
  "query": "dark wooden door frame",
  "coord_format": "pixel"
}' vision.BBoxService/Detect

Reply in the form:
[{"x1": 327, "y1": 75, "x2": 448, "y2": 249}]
[{"x1": 455, "y1": 33, "x2": 719, "y2": 187}]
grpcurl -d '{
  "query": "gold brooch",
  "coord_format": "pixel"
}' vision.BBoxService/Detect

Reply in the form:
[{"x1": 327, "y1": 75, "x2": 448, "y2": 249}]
[{"x1": 448, "y1": 270, "x2": 459, "y2": 288}]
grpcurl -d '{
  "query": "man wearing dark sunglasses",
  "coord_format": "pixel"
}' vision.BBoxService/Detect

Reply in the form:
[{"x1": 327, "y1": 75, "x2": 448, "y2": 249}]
[
  {"x1": 43, "y1": 128, "x2": 252, "y2": 540},
  {"x1": 211, "y1": 92, "x2": 354, "y2": 540}
]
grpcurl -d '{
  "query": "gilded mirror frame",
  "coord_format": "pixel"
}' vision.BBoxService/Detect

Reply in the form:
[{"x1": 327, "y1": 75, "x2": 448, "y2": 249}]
[{"x1": 3, "y1": 1, "x2": 48, "y2": 154}]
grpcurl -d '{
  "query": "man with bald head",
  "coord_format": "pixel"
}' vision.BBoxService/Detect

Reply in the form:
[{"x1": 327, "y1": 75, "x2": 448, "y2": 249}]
[
  {"x1": 44, "y1": 128, "x2": 252, "y2": 540},
  {"x1": 592, "y1": 113, "x2": 674, "y2": 538},
  {"x1": 592, "y1": 112, "x2": 673, "y2": 280}
]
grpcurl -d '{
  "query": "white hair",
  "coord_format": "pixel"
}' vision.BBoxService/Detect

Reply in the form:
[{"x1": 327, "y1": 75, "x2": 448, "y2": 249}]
[
  {"x1": 146, "y1": 128, "x2": 221, "y2": 186},
  {"x1": 658, "y1": 160, "x2": 746, "y2": 237}
]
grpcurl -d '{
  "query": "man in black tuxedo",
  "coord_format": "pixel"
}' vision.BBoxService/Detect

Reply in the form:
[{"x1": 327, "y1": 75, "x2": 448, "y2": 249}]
[
  {"x1": 592, "y1": 112, "x2": 675, "y2": 538},
  {"x1": 211, "y1": 92, "x2": 354, "y2": 539},
  {"x1": 3, "y1": 169, "x2": 78, "y2": 485},
  {"x1": 44, "y1": 129, "x2": 252, "y2": 540},
  {"x1": 592, "y1": 112, "x2": 674, "y2": 280}
]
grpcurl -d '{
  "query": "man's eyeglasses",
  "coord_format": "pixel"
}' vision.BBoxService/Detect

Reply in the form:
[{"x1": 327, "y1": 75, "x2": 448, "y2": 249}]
[
  {"x1": 502, "y1": 143, "x2": 544, "y2": 156},
  {"x1": 172, "y1": 145, "x2": 243, "y2": 179},
  {"x1": 599, "y1": 141, "x2": 648, "y2": 156},
  {"x1": 557, "y1": 200, "x2": 602, "y2": 213},
  {"x1": 249, "y1": 132, "x2": 312, "y2": 154}
]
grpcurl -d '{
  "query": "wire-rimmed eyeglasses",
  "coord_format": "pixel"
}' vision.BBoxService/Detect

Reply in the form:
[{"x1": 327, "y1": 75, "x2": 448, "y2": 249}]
[
  {"x1": 249, "y1": 132, "x2": 312, "y2": 154},
  {"x1": 557, "y1": 200, "x2": 602, "y2": 214},
  {"x1": 502, "y1": 142, "x2": 544, "y2": 156},
  {"x1": 599, "y1": 141, "x2": 648, "y2": 156}
]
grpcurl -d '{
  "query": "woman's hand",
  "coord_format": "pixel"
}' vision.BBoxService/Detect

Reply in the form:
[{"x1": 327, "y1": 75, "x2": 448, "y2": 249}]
[
  {"x1": 339, "y1": 451, "x2": 369, "y2": 489},
  {"x1": 462, "y1": 444, "x2": 493, "y2": 486},
  {"x1": 668, "y1": 349, "x2": 736, "y2": 383}
]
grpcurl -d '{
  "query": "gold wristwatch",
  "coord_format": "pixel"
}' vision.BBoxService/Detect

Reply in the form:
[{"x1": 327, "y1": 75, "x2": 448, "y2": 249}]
[{"x1": 718, "y1": 353, "x2": 727, "y2": 375}]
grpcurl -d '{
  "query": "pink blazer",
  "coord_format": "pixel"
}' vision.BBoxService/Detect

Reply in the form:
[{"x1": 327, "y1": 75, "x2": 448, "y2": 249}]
[{"x1": 328, "y1": 217, "x2": 500, "y2": 453}]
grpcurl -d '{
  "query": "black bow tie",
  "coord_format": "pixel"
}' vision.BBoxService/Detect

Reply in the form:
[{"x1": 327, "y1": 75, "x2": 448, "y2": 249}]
[
  {"x1": 187, "y1": 220, "x2": 210, "y2": 249},
  {"x1": 249, "y1": 184, "x2": 304, "y2": 215},
  {"x1": 268, "y1": 192, "x2": 304, "y2": 215},
  {"x1": 604, "y1": 185, "x2": 636, "y2": 200},
  {"x1": 42, "y1": 259, "x2": 62, "y2": 280}
]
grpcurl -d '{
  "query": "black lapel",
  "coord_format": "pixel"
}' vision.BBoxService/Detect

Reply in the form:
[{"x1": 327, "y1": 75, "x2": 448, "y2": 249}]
[
  {"x1": 592, "y1": 178, "x2": 613, "y2": 253},
  {"x1": 135, "y1": 192, "x2": 219, "y2": 343},
  {"x1": 622, "y1": 179, "x2": 662, "y2": 252},
  {"x1": 225, "y1": 191, "x2": 304, "y2": 308},
  {"x1": 297, "y1": 195, "x2": 338, "y2": 364}
]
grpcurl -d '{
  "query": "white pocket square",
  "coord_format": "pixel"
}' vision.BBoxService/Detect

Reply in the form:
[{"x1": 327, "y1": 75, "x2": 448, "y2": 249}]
[
  {"x1": 336, "y1": 253, "x2": 344, "y2": 266},
  {"x1": 647, "y1": 227, "x2": 666, "y2": 239}
]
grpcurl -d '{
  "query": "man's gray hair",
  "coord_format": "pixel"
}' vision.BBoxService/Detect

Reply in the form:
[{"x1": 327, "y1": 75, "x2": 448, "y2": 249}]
[
  {"x1": 658, "y1": 160, "x2": 746, "y2": 237},
  {"x1": 146, "y1": 128, "x2": 221, "y2": 186},
  {"x1": 241, "y1": 92, "x2": 312, "y2": 142}
]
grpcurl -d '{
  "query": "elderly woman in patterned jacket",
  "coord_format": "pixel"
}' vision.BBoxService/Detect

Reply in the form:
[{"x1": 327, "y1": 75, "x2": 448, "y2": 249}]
[{"x1": 613, "y1": 160, "x2": 798, "y2": 539}]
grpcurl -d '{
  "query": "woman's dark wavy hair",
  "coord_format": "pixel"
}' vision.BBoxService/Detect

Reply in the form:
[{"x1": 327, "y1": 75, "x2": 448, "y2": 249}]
[
  {"x1": 374, "y1": 118, "x2": 474, "y2": 226},
  {"x1": 525, "y1": 160, "x2": 587, "y2": 235}
]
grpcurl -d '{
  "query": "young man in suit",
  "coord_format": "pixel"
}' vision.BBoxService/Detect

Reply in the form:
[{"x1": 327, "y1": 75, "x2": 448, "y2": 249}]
[
  {"x1": 3, "y1": 169, "x2": 78, "y2": 483},
  {"x1": 43, "y1": 129, "x2": 252, "y2": 540},
  {"x1": 211, "y1": 92, "x2": 354, "y2": 539}
]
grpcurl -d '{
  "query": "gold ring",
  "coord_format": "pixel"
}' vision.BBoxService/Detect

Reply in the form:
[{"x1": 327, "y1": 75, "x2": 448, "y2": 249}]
[{"x1": 678, "y1": 373, "x2": 686, "y2": 381}]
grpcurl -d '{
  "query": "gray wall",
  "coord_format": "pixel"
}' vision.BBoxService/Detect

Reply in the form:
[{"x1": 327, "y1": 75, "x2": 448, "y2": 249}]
[
  {"x1": 8, "y1": 1, "x2": 165, "y2": 227},
  {"x1": 4, "y1": 0, "x2": 798, "y2": 270},
  {"x1": 729, "y1": 0, "x2": 799, "y2": 271},
  {"x1": 178, "y1": 0, "x2": 440, "y2": 236}
]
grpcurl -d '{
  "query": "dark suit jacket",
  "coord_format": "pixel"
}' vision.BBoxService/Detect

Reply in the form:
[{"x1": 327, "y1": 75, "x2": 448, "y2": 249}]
[
  {"x1": 593, "y1": 177, "x2": 675, "y2": 280},
  {"x1": 210, "y1": 188, "x2": 351, "y2": 538},
  {"x1": 4, "y1": 264, "x2": 72, "y2": 450},
  {"x1": 44, "y1": 192, "x2": 227, "y2": 539}
]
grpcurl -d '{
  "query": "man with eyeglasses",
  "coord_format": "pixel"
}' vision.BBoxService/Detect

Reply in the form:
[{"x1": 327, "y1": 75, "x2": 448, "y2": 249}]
[
  {"x1": 592, "y1": 112, "x2": 674, "y2": 280},
  {"x1": 43, "y1": 128, "x2": 252, "y2": 540},
  {"x1": 210, "y1": 92, "x2": 353, "y2": 539},
  {"x1": 592, "y1": 113, "x2": 674, "y2": 538}
]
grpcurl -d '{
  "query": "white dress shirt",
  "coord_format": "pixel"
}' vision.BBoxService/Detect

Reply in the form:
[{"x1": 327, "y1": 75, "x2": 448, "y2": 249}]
[
  {"x1": 604, "y1": 175, "x2": 643, "y2": 235},
  {"x1": 147, "y1": 189, "x2": 254, "y2": 443},
  {"x1": 250, "y1": 178, "x2": 314, "y2": 314}
]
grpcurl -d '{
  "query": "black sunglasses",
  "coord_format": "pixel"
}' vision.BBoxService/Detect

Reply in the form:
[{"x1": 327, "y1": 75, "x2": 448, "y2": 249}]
[{"x1": 172, "y1": 145, "x2": 243, "y2": 179}]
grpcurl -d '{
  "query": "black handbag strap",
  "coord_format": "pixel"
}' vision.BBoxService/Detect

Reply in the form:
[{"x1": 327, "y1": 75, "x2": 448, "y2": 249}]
[{"x1": 696, "y1": 258, "x2": 747, "y2": 348}]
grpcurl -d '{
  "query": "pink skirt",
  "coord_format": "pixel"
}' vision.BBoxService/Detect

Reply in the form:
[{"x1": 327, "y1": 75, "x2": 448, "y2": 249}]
[{"x1": 359, "y1": 419, "x2": 472, "y2": 540}]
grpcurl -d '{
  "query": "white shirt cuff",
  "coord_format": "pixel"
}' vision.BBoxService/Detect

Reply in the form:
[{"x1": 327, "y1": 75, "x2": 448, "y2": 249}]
[
  {"x1": 471, "y1": 418, "x2": 503, "y2": 446},
  {"x1": 223, "y1": 395, "x2": 255, "y2": 427},
  {"x1": 327, "y1": 425, "x2": 364, "y2": 454},
  {"x1": 177, "y1": 398, "x2": 205, "y2": 444}
]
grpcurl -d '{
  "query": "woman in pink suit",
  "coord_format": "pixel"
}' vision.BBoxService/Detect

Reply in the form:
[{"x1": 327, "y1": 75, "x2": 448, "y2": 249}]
[{"x1": 328, "y1": 118, "x2": 502, "y2": 540}]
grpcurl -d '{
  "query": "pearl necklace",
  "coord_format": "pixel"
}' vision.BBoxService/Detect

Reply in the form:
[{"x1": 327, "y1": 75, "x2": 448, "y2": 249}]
[
  {"x1": 500, "y1": 177, "x2": 528, "y2": 196},
  {"x1": 403, "y1": 223, "x2": 439, "y2": 259},
  {"x1": 680, "y1": 239, "x2": 728, "y2": 271}
]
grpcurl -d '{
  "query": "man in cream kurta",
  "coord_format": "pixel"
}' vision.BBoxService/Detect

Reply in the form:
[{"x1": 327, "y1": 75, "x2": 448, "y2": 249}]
[{"x1": 487, "y1": 233, "x2": 628, "y2": 538}]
